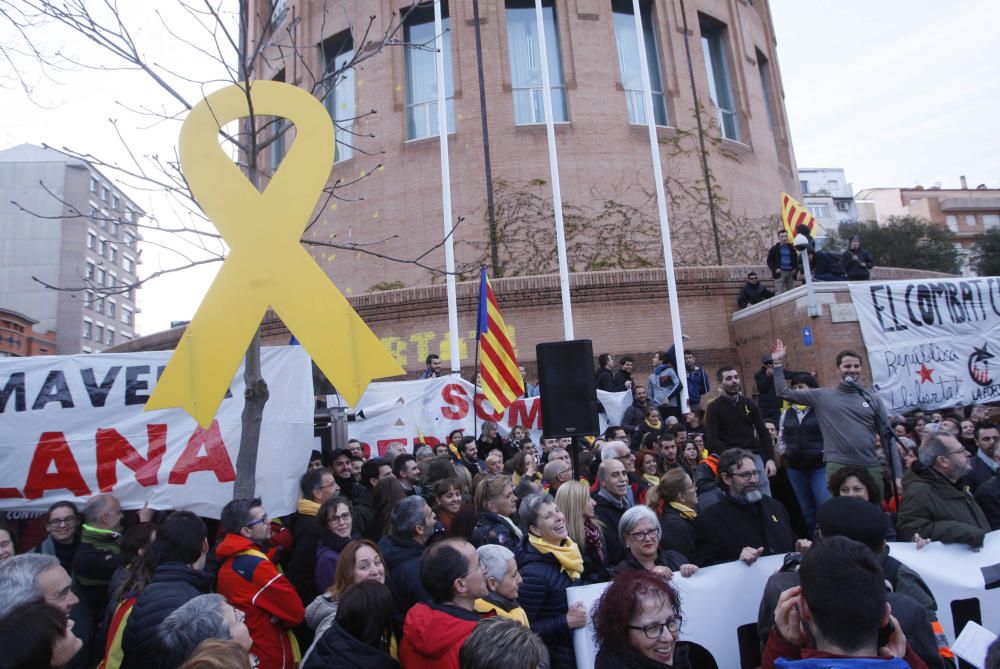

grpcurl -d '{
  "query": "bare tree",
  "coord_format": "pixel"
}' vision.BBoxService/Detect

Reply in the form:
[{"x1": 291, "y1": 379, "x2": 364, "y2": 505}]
[{"x1": 1, "y1": 0, "x2": 469, "y2": 497}]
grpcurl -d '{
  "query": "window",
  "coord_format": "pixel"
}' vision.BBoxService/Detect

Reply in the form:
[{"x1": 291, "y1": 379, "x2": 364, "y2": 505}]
[
  {"x1": 111, "y1": 195, "x2": 119, "y2": 211},
  {"x1": 700, "y1": 16, "x2": 739, "y2": 141},
  {"x1": 105, "y1": 328, "x2": 115, "y2": 346},
  {"x1": 984, "y1": 214, "x2": 1000, "y2": 230},
  {"x1": 86, "y1": 261, "x2": 95, "y2": 280},
  {"x1": 122, "y1": 306, "x2": 134, "y2": 326},
  {"x1": 109, "y1": 272, "x2": 118, "y2": 289},
  {"x1": 506, "y1": 0, "x2": 568, "y2": 125},
  {"x1": 966, "y1": 215, "x2": 977, "y2": 228},
  {"x1": 123, "y1": 231, "x2": 136, "y2": 250},
  {"x1": 94, "y1": 295, "x2": 104, "y2": 313},
  {"x1": 323, "y1": 32, "x2": 356, "y2": 162},
  {"x1": 124, "y1": 255, "x2": 136, "y2": 274},
  {"x1": 99, "y1": 239, "x2": 108, "y2": 258},
  {"x1": 107, "y1": 300, "x2": 116, "y2": 319},
  {"x1": 756, "y1": 49, "x2": 775, "y2": 131},
  {"x1": 613, "y1": 0, "x2": 667, "y2": 126},
  {"x1": 84, "y1": 291, "x2": 94, "y2": 309},
  {"x1": 404, "y1": 2, "x2": 455, "y2": 139},
  {"x1": 807, "y1": 204, "x2": 829, "y2": 218},
  {"x1": 124, "y1": 208, "x2": 134, "y2": 223},
  {"x1": 111, "y1": 221, "x2": 119, "y2": 238},
  {"x1": 89, "y1": 177, "x2": 99, "y2": 193},
  {"x1": 101, "y1": 185, "x2": 110, "y2": 203},
  {"x1": 83, "y1": 320, "x2": 93, "y2": 340},
  {"x1": 799, "y1": 180, "x2": 809, "y2": 194},
  {"x1": 836, "y1": 201, "x2": 850, "y2": 212},
  {"x1": 945, "y1": 215, "x2": 958, "y2": 232},
  {"x1": 95, "y1": 324, "x2": 104, "y2": 344},
  {"x1": 110, "y1": 246, "x2": 118, "y2": 264},
  {"x1": 87, "y1": 231, "x2": 96, "y2": 250},
  {"x1": 97, "y1": 268, "x2": 107, "y2": 286}
]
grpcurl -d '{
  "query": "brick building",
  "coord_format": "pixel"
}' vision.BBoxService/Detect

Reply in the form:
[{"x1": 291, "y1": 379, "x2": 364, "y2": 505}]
[{"x1": 0, "y1": 308, "x2": 57, "y2": 357}]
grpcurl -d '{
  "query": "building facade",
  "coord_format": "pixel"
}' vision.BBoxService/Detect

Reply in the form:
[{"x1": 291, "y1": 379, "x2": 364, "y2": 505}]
[
  {"x1": 797, "y1": 167, "x2": 857, "y2": 244},
  {"x1": 0, "y1": 144, "x2": 144, "y2": 354},
  {"x1": 0, "y1": 308, "x2": 57, "y2": 357},
  {"x1": 855, "y1": 179, "x2": 1000, "y2": 274},
  {"x1": 248, "y1": 0, "x2": 799, "y2": 298}
]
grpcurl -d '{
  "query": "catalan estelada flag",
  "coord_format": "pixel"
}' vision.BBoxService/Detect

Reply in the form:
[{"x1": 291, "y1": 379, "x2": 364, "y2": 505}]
[
  {"x1": 781, "y1": 192, "x2": 816, "y2": 242},
  {"x1": 476, "y1": 267, "x2": 524, "y2": 413}
]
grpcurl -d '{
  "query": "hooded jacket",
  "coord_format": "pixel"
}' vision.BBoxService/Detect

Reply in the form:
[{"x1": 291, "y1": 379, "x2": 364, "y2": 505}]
[
  {"x1": 399, "y1": 602, "x2": 481, "y2": 669},
  {"x1": 216, "y1": 533, "x2": 305, "y2": 669},
  {"x1": 301, "y1": 621, "x2": 399, "y2": 669},
  {"x1": 897, "y1": 462, "x2": 990, "y2": 548}
]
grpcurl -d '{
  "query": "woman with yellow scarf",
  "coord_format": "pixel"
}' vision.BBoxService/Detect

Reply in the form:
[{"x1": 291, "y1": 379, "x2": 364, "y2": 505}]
[{"x1": 515, "y1": 494, "x2": 588, "y2": 669}]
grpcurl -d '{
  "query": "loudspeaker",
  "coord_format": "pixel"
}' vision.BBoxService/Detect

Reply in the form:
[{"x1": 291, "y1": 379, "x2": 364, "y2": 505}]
[{"x1": 536, "y1": 339, "x2": 600, "y2": 437}]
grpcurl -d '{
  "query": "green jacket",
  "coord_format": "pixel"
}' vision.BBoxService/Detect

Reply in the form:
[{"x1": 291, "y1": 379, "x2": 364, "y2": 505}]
[{"x1": 897, "y1": 464, "x2": 990, "y2": 548}]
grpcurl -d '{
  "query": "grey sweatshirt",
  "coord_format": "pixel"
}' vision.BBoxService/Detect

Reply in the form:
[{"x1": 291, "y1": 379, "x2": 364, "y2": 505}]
[{"x1": 773, "y1": 366, "x2": 902, "y2": 473}]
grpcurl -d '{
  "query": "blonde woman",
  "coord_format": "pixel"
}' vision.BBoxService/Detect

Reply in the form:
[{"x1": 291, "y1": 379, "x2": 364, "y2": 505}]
[{"x1": 554, "y1": 481, "x2": 608, "y2": 583}]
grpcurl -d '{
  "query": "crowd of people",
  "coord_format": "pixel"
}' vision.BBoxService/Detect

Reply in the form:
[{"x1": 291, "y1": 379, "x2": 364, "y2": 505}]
[{"x1": 1, "y1": 336, "x2": 998, "y2": 669}]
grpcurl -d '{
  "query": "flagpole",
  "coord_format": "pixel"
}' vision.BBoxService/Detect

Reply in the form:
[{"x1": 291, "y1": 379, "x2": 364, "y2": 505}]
[
  {"x1": 434, "y1": 0, "x2": 461, "y2": 373},
  {"x1": 533, "y1": 0, "x2": 574, "y2": 340},
  {"x1": 631, "y1": 0, "x2": 688, "y2": 411},
  {"x1": 473, "y1": 267, "x2": 484, "y2": 443}
]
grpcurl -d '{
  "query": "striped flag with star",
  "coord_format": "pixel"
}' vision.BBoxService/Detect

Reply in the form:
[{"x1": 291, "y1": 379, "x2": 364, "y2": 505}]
[
  {"x1": 476, "y1": 267, "x2": 524, "y2": 413},
  {"x1": 781, "y1": 192, "x2": 816, "y2": 242}
]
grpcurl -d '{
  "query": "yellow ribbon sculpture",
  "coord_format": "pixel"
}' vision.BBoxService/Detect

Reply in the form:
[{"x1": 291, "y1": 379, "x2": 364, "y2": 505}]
[{"x1": 146, "y1": 81, "x2": 403, "y2": 426}]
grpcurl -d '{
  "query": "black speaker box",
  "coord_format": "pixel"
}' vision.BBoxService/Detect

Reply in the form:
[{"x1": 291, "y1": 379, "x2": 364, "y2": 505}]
[{"x1": 536, "y1": 339, "x2": 600, "y2": 437}]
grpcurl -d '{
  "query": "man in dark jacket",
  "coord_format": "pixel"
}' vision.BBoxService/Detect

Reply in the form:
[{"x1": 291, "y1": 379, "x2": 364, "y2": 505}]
[
  {"x1": 807, "y1": 248, "x2": 847, "y2": 281},
  {"x1": 897, "y1": 433, "x2": 990, "y2": 548},
  {"x1": 841, "y1": 235, "x2": 875, "y2": 281},
  {"x1": 400, "y1": 539, "x2": 487, "y2": 669},
  {"x1": 593, "y1": 459, "x2": 632, "y2": 564},
  {"x1": 704, "y1": 366, "x2": 776, "y2": 496},
  {"x1": 73, "y1": 494, "x2": 126, "y2": 625},
  {"x1": 694, "y1": 449, "x2": 799, "y2": 566},
  {"x1": 595, "y1": 353, "x2": 615, "y2": 392},
  {"x1": 353, "y1": 458, "x2": 392, "y2": 537},
  {"x1": 286, "y1": 467, "x2": 339, "y2": 605},
  {"x1": 737, "y1": 272, "x2": 774, "y2": 308},
  {"x1": 753, "y1": 355, "x2": 802, "y2": 422},
  {"x1": 767, "y1": 229, "x2": 798, "y2": 293},
  {"x1": 621, "y1": 385, "x2": 653, "y2": 438},
  {"x1": 612, "y1": 356, "x2": 634, "y2": 392},
  {"x1": 964, "y1": 421, "x2": 999, "y2": 492},
  {"x1": 378, "y1": 496, "x2": 435, "y2": 639},
  {"x1": 120, "y1": 512, "x2": 211, "y2": 669}
]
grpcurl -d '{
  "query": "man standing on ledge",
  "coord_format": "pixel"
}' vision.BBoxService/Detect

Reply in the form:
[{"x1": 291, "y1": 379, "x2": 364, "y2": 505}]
[{"x1": 770, "y1": 339, "x2": 902, "y2": 490}]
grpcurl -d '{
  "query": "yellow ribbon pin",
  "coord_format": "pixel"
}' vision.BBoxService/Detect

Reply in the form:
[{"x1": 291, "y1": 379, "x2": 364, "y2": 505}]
[{"x1": 146, "y1": 81, "x2": 403, "y2": 426}]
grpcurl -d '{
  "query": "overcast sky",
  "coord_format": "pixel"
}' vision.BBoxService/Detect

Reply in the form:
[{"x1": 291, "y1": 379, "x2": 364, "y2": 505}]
[{"x1": 3, "y1": 1, "x2": 998, "y2": 336}]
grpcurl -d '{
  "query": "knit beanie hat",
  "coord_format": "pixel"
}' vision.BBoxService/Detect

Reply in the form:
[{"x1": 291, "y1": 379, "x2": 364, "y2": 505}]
[{"x1": 817, "y1": 496, "x2": 888, "y2": 552}]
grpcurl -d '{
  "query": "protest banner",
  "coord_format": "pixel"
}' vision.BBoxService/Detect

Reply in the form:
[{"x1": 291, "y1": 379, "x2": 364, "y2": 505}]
[
  {"x1": 0, "y1": 346, "x2": 314, "y2": 518},
  {"x1": 568, "y1": 533, "x2": 1000, "y2": 669},
  {"x1": 849, "y1": 277, "x2": 1000, "y2": 413},
  {"x1": 347, "y1": 376, "x2": 632, "y2": 456}
]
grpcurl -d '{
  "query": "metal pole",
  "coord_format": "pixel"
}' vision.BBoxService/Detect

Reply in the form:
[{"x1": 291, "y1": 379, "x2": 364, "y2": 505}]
[
  {"x1": 471, "y1": 0, "x2": 499, "y2": 276},
  {"x1": 631, "y1": 0, "x2": 688, "y2": 411},
  {"x1": 434, "y1": 0, "x2": 461, "y2": 371},
  {"x1": 533, "y1": 0, "x2": 574, "y2": 339},
  {"x1": 796, "y1": 237, "x2": 822, "y2": 318}
]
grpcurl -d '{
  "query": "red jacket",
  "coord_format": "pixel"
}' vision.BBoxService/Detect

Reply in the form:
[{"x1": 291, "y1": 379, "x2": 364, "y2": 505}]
[
  {"x1": 399, "y1": 602, "x2": 484, "y2": 669},
  {"x1": 216, "y1": 533, "x2": 305, "y2": 669}
]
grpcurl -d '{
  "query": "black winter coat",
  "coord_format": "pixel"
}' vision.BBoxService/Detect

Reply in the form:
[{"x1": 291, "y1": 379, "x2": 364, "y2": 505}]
[
  {"x1": 377, "y1": 534, "x2": 428, "y2": 640},
  {"x1": 780, "y1": 406, "x2": 824, "y2": 470},
  {"x1": 120, "y1": 563, "x2": 213, "y2": 669},
  {"x1": 607, "y1": 547, "x2": 688, "y2": 579},
  {"x1": 842, "y1": 247, "x2": 874, "y2": 281},
  {"x1": 302, "y1": 621, "x2": 400, "y2": 669},
  {"x1": 515, "y1": 538, "x2": 577, "y2": 669},
  {"x1": 974, "y1": 473, "x2": 1000, "y2": 530},
  {"x1": 595, "y1": 643, "x2": 693, "y2": 669},
  {"x1": 693, "y1": 494, "x2": 796, "y2": 566},
  {"x1": 657, "y1": 504, "x2": 697, "y2": 561},
  {"x1": 593, "y1": 493, "x2": 629, "y2": 565},
  {"x1": 471, "y1": 511, "x2": 519, "y2": 548},
  {"x1": 287, "y1": 512, "x2": 321, "y2": 604},
  {"x1": 351, "y1": 486, "x2": 377, "y2": 539}
]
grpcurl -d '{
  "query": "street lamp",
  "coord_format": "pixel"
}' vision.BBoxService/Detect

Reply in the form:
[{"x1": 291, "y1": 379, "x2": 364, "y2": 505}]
[{"x1": 794, "y1": 233, "x2": 822, "y2": 318}]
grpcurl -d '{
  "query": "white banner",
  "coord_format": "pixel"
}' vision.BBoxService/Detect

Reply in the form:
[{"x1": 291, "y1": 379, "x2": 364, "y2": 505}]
[
  {"x1": 849, "y1": 277, "x2": 1000, "y2": 413},
  {"x1": 347, "y1": 376, "x2": 632, "y2": 457},
  {"x1": 0, "y1": 346, "x2": 314, "y2": 519},
  {"x1": 569, "y1": 535, "x2": 1000, "y2": 669}
]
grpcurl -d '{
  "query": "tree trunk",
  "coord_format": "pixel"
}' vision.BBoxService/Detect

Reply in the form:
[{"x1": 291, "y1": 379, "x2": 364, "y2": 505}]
[{"x1": 234, "y1": 328, "x2": 268, "y2": 499}]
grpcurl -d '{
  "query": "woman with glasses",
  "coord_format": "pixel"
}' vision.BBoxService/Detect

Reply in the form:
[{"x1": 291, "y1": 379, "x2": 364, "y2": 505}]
[
  {"x1": 609, "y1": 506, "x2": 697, "y2": 580},
  {"x1": 592, "y1": 569, "x2": 691, "y2": 668},
  {"x1": 32, "y1": 501, "x2": 81, "y2": 572},
  {"x1": 314, "y1": 496, "x2": 359, "y2": 593}
]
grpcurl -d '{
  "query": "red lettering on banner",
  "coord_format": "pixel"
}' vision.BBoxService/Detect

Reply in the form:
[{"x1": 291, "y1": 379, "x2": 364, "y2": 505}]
[
  {"x1": 96, "y1": 424, "x2": 168, "y2": 492},
  {"x1": 473, "y1": 393, "x2": 502, "y2": 422},
  {"x1": 441, "y1": 384, "x2": 469, "y2": 420},
  {"x1": 506, "y1": 399, "x2": 542, "y2": 429},
  {"x1": 168, "y1": 421, "x2": 236, "y2": 485},
  {"x1": 23, "y1": 432, "x2": 92, "y2": 499},
  {"x1": 0, "y1": 487, "x2": 22, "y2": 498}
]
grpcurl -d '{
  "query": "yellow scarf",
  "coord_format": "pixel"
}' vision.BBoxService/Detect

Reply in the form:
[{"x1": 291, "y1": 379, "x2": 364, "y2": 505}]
[
  {"x1": 298, "y1": 498, "x2": 321, "y2": 517},
  {"x1": 643, "y1": 473, "x2": 660, "y2": 487},
  {"x1": 529, "y1": 534, "x2": 583, "y2": 581},
  {"x1": 645, "y1": 417, "x2": 662, "y2": 430},
  {"x1": 669, "y1": 501, "x2": 697, "y2": 520}
]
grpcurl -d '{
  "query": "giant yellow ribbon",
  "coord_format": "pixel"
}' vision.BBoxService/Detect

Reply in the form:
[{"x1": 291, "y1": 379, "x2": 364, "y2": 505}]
[{"x1": 145, "y1": 81, "x2": 403, "y2": 426}]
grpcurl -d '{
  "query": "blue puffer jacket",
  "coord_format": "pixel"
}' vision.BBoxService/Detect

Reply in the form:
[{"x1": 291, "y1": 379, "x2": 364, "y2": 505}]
[
  {"x1": 120, "y1": 562, "x2": 213, "y2": 669},
  {"x1": 515, "y1": 538, "x2": 577, "y2": 669}
]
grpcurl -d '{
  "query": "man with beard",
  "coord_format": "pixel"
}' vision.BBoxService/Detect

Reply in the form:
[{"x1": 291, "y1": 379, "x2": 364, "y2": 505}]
[
  {"x1": 897, "y1": 433, "x2": 990, "y2": 549},
  {"x1": 622, "y1": 385, "x2": 653, "y2": 438},
  {"x1": 704, "y1": 366, "x2": 776, "y2": 496},
  {"x1": 694, "y1": 449, "x2": 799, "y2": 567},
  {"x1": 216, "y1": 498, "x2": 305, "y2": 669}
]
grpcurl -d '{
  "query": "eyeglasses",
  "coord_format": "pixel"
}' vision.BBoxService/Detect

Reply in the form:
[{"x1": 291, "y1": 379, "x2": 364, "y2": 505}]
[
  {"x1": 944, "y1": 448, "x2": 970, "y2": 457},
  {"x1": 628, "y1": 528, "x2": 660, "y2": 541},
  {"x1": 47, "y1": 517, "x2": 77, "y2": 527},
  {"x1": 246, "y1": 514, "x2": 269, "y2": 528},
  {"x1": 329, "y1": 512, "x2": 352, "y2": 524},
  {"x1": 730, "y1": 470, "x2": 761, "y2": 479},
  {"x1": 629, "y1": 616, "x2": 682, "y2": 639}
]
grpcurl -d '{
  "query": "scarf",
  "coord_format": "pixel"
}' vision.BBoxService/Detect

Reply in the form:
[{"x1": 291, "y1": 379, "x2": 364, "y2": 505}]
[
  {"x1": 297, "y1": 498, "x2": 321, "y2": 517},
  {"x1": 583, "y1": 518, "x2": 607, "y2": 564},
  {"x1": 668, "y1": 501, "x2": 697, "y2": 520},
  {"x1": 320, "y1": 529, "x2": 357, "y2": 552},
  {"x1": 529, "y1": 534, "x2": 583, "y2": 580},
  {"x1": 644, "y1": 417, "x2": 662, "y2": 430},
  {"x1": 643, "y1": 473, "x2": 660, "y2": 487}
]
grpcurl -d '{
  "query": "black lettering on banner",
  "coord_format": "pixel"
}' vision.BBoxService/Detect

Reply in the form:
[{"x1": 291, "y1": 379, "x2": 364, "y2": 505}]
[
  {"x1": 945, "y1": 283, "x2": 965, "y2": 323},
  {"x1": 886, "y1": 285, "x2": 908, "y2": 332},
  {"x1": 0, "y1": 372, "x2": 26, "y2": 413},
  {"x1": 31, "y1": 370, "x2": 74, "y2": 410},
  {"x1": 125, "y1": 365, "x2": 152, "y2": 406},
  {"x1": 917, "y1": 284, "x2": 937, "y2": 325},
  {"x1": 903, "y1": 284, "x2": 923, "y2": 327},
  {"x1": 81, "y1": 366, "x2": 122, "y2": 408},
  {"x1": 870, "y1": 285, "x2": 903, "y2": 333},
  {"x1": 931, "y1": 282, "x2": 949, "y2": 323},
  {"x1": 988, "y1": 278, "x2": 1000, "y2": 317}
]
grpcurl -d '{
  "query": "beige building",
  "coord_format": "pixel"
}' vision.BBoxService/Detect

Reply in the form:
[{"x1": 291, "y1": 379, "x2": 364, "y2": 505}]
[
  {"x1": 855, "y1": 179, "x2": 1000, "y2": 273},
  {"x1": 247, "y1": 0, "x2": 799, "y2": 297}
]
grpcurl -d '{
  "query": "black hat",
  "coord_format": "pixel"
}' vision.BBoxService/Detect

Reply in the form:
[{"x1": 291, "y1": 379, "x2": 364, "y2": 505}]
[{"x1": 817, "y1": 496, "x2": 888, "y2": 552}]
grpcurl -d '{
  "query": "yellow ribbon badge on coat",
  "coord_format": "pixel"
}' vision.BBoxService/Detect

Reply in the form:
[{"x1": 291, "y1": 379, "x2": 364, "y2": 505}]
[{"x1": 146, "y1": 81, "x2": 403, "y2": 426}]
